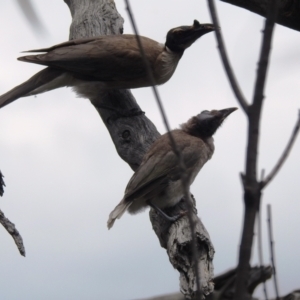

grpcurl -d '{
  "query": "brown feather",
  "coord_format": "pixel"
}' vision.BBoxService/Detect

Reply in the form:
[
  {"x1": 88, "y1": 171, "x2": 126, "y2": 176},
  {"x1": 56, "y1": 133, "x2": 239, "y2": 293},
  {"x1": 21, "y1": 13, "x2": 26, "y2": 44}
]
[
  {"x1": 123, "y1": 130, "x2": 214, "y2": 214},
  {"x1": 18, "y1": 35, "x2": 168, "y2": 88}
]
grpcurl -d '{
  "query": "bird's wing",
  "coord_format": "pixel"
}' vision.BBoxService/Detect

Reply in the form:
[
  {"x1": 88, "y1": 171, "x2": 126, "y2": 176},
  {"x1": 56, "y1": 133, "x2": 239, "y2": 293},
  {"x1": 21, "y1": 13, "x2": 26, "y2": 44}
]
[
  {"x1": 124, "y1": 151, "x2": 175, "y2": 202},
  {"x1": 22, "y1": 37, "x2": 101, "y2": 53},
  {"x1": 124, "y1": 135, "x2": 205, "y2": 202},
  {"x1": 17, "y1": 35, "x2": 161, "y2": 82}
]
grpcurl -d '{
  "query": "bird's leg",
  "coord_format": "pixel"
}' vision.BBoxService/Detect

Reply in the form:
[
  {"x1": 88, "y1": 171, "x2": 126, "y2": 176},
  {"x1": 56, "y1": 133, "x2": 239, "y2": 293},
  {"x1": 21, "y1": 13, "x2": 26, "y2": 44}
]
[{"x1": 148, "y1": 201, "x2": 186, "y2": 223}]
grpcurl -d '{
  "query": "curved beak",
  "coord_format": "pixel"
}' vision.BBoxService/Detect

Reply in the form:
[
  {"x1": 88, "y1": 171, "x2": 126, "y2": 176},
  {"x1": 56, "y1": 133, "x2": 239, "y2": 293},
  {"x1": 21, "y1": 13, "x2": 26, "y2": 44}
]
[
  {"x1": 166, "y1": 20, "x2": 216, "y2": 51},
  {"x1": 218, "y1": 107, "x2": 238, "y2": 120},
  {"x1": 179, "y1": 20, "x2": 215, "y2": 48},
  {"x1": 192, "y1": 20, "x2": 216, "y2": 36}
]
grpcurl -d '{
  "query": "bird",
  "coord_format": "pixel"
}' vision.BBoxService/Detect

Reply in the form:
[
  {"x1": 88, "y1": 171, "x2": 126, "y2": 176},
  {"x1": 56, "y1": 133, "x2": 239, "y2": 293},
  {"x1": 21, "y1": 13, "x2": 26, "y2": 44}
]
[
  {"x1": 0, "y1": 20, "x2": 215, "y2": 109},
  {"x1": 107, "y1": 107, "x2": 237, "y2": 229}
]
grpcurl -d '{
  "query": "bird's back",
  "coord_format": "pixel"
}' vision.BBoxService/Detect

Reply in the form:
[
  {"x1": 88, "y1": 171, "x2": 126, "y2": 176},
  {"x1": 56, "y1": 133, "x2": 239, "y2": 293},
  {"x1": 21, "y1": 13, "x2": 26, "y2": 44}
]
[{"x1": 18, "y1": 35, "x2": 166, "y2": 88}]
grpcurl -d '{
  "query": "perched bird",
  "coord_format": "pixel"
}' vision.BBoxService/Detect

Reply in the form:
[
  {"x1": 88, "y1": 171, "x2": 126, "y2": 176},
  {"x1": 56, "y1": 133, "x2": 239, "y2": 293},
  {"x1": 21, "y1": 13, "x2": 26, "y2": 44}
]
[
  {"x1": 0, "y1": 20, "x2": 214, "y2": 109},
  {"x1": 107, "y1": 107, "x2": 237, "y2": 229}
]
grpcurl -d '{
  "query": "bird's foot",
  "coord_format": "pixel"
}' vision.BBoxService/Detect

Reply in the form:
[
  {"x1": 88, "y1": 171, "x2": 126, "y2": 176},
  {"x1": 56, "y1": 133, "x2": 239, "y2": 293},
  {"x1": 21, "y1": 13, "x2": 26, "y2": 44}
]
[{"x1": 148, "y1": 201, "x2": 186, "y2": 223}]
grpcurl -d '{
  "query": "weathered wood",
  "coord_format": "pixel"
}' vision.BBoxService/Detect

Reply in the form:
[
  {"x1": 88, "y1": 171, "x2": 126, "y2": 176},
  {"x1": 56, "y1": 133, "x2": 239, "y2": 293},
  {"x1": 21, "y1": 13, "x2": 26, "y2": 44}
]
[
  {"x1": 64, "y1": 0, "x2": 159, "y2": 170},
  {"x1": 0, "y1": 209, "x2": 25, "y2": 257},
  {"x1": 150, "y1": 197, "x2": 214, "y2": 299},
  {"x1": 63, "y1": 1, "x2": 214, "y2": 298},
  {"x1": 142, "y1": 265, "x2": 273, "y2": 300},
  {"x1": 220, "y1": 0, "x2": 300, "y2": 32},
  {"x1": 0, "y1": 171, "x2": 25, "y2": 256}
]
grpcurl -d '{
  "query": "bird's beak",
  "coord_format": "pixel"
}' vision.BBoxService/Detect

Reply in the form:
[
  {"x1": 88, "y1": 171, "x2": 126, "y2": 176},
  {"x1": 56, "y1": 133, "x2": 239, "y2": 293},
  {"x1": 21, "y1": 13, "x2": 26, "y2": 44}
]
[
  {"x1": 166, "y1": 20, "x2": 216, "y2": 51},
  {"x1": 218, "y1": 107, "x2": 238, "y2": 120},
  {"x1": 192, "y1": 20, "x2": 216, "y2": 36},
  {"x1": 178, "y1": 20, "x2": 215, "y2": 48}
]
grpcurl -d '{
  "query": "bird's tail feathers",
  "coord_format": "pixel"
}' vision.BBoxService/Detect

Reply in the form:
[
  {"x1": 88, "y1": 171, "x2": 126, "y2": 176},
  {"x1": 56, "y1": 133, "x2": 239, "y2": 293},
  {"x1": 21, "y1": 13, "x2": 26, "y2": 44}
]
[
  {"x1": 0, "y1": 68, "x2": 64, "y2": 109},
  {"x1": 107, "y1": 199, "x2": 131, "y2": 230}
]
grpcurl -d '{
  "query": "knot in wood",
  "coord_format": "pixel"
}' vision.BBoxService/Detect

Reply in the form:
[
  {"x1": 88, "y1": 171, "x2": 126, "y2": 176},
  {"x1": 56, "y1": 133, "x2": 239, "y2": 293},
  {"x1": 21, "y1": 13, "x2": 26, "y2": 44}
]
[{"x1": 122, "y1": 130, "x2": 131, "y2": 142}]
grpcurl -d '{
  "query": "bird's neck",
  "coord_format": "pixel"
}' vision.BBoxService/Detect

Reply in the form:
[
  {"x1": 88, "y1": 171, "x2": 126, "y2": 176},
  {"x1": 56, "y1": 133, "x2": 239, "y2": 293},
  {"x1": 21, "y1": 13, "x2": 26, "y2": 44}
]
[
  {"x1": 153, "y1": 46, "x2": 182, "y2": 85},
  {"x1": 164, "y1": 44, "x2": 184, "y2": 58}
]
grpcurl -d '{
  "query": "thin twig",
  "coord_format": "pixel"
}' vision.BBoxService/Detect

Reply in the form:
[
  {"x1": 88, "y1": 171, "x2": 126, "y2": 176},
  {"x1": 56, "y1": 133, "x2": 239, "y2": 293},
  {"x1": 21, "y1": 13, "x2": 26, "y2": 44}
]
[
  {"x1": 261, "y1": 110, "x2": 300, "y2": 189},
  {"x1": 252, "y1": 0, "x2": 280, "y2": 110},
  {"x1": 0, "y1": 209, "x2": 26, "y2": 256},
  {"x1": 257, "y1": 212, "x2": 270, "y2": 300},
  {"x1": 207, "y1": 0, "x2": 249, "y2": 113},
  {"x1": 267, "y1": 204, "x2": 280, "y2": 299},
  {"x1": 256, "y1": 173, "x2": 269, "y2": 300},
  {"x1": 124, "y1": 0, "x2": 202, "y2": 297}
]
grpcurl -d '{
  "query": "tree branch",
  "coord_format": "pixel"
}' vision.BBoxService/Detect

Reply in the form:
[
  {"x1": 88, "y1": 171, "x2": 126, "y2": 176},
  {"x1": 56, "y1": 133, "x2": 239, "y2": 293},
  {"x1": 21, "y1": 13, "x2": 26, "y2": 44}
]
[
  {"x1": 63, "y1": 1, "x2": 214, "y2": 298},
  {"x1": 256, "y1": 188, "x2": 269, "y2": 300},
  {"x1": 0, "y1": 170, "x2": 5, "y2": 197},
  {"x1": 124, "y1": 0, "x2": 205, "y2": 297},
  {"x1": 64, "y1": 0, "x2": 160, "y2": 171},
  {"x1": 233, "y1": 0, "x2": 280, "y2": 299},
  {"x1": 251, "y1": 0, "x2": 279, "y2": 109},
  {"x1": 261, "y1": 109, "x2": 300, "y2": 189},
  {"x1": 207, "y1": 0, "x2": 249, "y2": 113},
  {"x1": 220, "y1": 0, "x2": 300, "y2": 32},
  {"x1": 0, "y1": 171, "x2": 25, "y2": 256},
  {"x1": 245, "y1": 0, "x2": 279, "y2": 179},
  {"x1": 140, "y1": 265, "x2": 274, "y2": 300},
  {"x1": 0, "y1": 209, "x2": 25, "y2": 256},
  {"x1": 267, "y1": 204, "x2": 280, "y2": 299}
]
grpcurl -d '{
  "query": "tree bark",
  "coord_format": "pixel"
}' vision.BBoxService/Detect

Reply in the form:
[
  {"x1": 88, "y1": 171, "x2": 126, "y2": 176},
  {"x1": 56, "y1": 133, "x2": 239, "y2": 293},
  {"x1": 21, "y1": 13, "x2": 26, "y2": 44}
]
[
  {"x1": 63, "y1": 0, "x2": 214, "y2": 298},
  {"x1": 220, "y1": 0, "x2": 300, "y2": 32},
  {"x1": 64, "y1": 0, "x2": 159, "y2": 170},
  {"x1": 141, "y1": 265, "x2": 274, "y2": 300}
]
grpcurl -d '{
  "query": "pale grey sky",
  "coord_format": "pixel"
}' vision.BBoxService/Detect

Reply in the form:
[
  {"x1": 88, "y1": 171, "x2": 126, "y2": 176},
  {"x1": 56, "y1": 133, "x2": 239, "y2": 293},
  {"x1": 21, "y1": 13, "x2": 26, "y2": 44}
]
[{"x1": 0, "y1": 1, "x2": 299, "y2": 299}]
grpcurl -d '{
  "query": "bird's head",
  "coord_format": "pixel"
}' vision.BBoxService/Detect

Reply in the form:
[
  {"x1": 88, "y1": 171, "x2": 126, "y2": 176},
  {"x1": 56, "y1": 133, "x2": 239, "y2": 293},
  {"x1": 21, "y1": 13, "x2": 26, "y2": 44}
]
[
  {"x1": 165, "y1": 20, "x2": 215, "y2": 53},
  {"x1": 181, "y1": 107, "x2": 238, "y2": 138}
]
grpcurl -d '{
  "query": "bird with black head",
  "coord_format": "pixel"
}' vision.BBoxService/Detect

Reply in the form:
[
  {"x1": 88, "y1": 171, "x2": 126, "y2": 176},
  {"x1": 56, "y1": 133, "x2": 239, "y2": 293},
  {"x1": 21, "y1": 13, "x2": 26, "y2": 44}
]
[
  {"x1": 107, "y1": 107, "x2": 237, "y2": 229},
  {"x1": 0, "y1": 20, "x2": 214, "y2": 109}
]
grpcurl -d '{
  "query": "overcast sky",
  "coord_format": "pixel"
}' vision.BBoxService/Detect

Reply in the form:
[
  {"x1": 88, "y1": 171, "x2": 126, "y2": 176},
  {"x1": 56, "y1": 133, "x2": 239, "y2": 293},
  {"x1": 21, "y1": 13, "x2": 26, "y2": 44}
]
[{"x1": 0, "y1": 1, "x2": 299, "y2": 299}]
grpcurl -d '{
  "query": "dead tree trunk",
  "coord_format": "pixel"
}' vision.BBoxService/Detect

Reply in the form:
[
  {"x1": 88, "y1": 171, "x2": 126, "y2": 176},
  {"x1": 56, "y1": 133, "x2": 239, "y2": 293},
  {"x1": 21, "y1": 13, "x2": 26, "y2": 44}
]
[{"x1": 63, "y1": 0, "x2": 214, "y2": 298}]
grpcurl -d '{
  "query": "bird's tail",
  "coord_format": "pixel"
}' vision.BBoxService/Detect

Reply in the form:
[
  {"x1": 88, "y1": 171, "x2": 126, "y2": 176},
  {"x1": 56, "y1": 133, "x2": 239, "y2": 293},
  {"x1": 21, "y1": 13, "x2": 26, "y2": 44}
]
[
  {"x1": 107, "y1": 199, "x2": 131, "y2": 229},
  {"x1": 0, "y1": 67, "x2": 65, "y2": 109}
]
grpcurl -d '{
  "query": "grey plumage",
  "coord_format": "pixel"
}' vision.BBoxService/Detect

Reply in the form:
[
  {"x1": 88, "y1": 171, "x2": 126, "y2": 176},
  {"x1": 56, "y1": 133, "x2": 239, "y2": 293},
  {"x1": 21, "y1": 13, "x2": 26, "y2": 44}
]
[
  {"x1": 107, "y1": 107, "x2": 237, "y2": 229},
  {"x1": 0, "y1": 20, "x2": 214, "y2": 109}
]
